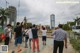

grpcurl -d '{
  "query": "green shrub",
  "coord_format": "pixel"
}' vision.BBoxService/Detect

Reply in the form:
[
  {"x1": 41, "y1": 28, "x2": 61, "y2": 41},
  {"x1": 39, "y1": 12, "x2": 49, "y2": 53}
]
[
  {"x1": 0, "y1": 28, "x2": 4, "y2": 33},
  {"x1": 47, "y1": 29, "x2": 53, "y2": 33},
  {"x1": 70, "y1": 39, "x2": 80, "y2": 52}
]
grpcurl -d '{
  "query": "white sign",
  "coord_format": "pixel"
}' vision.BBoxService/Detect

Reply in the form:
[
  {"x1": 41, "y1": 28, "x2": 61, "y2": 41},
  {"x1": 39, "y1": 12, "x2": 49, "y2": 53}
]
[{"x1": 0, "y1": 45, "x2": 8, "y2": 53}]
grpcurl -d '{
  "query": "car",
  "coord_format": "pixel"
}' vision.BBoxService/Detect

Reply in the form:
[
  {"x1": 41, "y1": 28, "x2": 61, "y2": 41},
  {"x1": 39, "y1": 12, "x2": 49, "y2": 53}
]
[{"x1": 72, "y1": 26, "x2": 80, "y2": 35}]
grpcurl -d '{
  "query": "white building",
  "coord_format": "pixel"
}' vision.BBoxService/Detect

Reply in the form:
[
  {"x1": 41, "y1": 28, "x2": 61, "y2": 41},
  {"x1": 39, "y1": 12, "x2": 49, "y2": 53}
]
[
  {"x1": 50, "y1": 14, "x2": 55, "y2": 29},
  {"x1": 8, "y1": 6, "x2": 17, "y2": 26}
]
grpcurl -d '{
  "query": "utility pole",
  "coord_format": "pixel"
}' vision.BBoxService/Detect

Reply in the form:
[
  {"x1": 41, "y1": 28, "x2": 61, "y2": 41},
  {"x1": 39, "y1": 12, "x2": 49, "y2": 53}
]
[
  {"x1": 5, "y1": 0, "x2": 9, "y2": 8},
  {"x1": 24, "y1": 17, "x2": 27, "y2": 28},
  {"x1": 17, "y1": 0, "x2": 20, "y2": 18},
  {"x1": 14, "y1": 0, "x2": 20, "y2": 26}
]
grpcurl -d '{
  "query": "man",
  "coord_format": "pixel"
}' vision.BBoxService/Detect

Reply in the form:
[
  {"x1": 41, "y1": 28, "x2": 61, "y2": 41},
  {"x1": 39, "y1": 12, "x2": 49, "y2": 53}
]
[
  {"x1": 14, "y1": 22, "x2": 22, "y2": 53},
  {"x1": 32, "y1": 24, "x2": 40, "y2": 52},
  {"x1": 52, "y1": 24, "x2": 68, "y2": 53}
]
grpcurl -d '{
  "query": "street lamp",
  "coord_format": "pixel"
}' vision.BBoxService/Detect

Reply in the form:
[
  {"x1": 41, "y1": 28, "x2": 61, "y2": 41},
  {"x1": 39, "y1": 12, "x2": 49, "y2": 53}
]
[{"x1": 23, "y1": 17, "x2": 27, "y2": 28}]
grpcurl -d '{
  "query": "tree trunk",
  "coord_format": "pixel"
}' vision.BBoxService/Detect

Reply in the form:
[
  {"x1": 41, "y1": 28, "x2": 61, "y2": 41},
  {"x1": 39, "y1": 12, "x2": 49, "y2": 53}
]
[{"x1": 4, "y1": 20, "x2": 7, "y2": 28}]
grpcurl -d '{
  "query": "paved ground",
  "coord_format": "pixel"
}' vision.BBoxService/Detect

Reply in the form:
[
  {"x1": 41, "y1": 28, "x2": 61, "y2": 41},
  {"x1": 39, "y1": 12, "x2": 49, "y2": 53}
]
[
  {"x1": 41, "y1": 38, "x2": 76, "y2": 53},
  {"x1": 8, "y1": 38, "x2": 53, "y2": 53},
  {"x1": 0, "y1": 37, "x2": 77, "y2": 53}
]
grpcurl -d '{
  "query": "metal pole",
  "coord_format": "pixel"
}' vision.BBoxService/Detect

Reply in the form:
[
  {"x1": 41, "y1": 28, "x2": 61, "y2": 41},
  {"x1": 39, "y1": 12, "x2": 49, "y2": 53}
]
[{"x1": 17, "y1": 0, "x2": 20, "y2": 21}]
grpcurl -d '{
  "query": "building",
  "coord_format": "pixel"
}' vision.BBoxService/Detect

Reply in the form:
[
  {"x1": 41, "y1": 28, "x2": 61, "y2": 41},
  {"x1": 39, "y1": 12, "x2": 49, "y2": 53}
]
[
  {"x1": 50, "y1": 14, "x2": 55, "y2": 29},
  {"x1": 7, "y1": 6, "x2": 17, "y2": 26}
]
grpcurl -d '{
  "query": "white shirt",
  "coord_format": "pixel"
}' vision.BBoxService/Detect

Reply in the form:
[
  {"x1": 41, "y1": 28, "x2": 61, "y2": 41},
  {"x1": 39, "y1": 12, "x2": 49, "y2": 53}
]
[
  {"x1": 4, "y1": 27, "x2": 8, "y2": 35},
  {"x1": 27, "y1": 29, "x2": 33, "y2": 39},
  {"x1": 8, "y1": 28, "x2": 12, "y2": 38},
  {"x1": 25, "y1": 29, "x2": 28, "y2": 35},
  {"x1": 41, "y1": 30, "x2": 47, "y2": 36}
]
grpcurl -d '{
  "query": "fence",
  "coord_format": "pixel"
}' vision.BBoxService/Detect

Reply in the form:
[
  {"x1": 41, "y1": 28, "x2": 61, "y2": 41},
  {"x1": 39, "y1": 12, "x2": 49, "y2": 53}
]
[{"x1": 68, "y1": 31, "x2": 80, "y2": 53}]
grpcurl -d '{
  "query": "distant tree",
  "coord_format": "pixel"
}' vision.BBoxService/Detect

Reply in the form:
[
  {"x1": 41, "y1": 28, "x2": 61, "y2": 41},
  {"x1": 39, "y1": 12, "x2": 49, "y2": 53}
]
[
  {"x1": 0, "y1": 8, "x2": 9, "y2": 28},
  {"x1": 45, "y1": 25, "x2": 50, "y2": 30},
  {"x1": 74, "y1": 17, "x2": 80, "y2": 26},
  {"x1": 67, "y1": 22, "x2": 76, "y2": 26},
  {"x1": 62, "y1": 24, "x2": 71, "y2": 30},
  {"x1": 26, "y1": 22, "x2": 32, "y2": 28}
]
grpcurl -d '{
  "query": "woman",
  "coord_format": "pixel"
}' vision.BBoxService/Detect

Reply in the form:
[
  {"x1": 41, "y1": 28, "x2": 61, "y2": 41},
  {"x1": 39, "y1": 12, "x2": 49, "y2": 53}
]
[
  {"x1": 26, "y1": 26, "x2": 33, "y2": 49},
  {"x1": 4, "y1": 24, "x2": 11, "y2": 45},
  {"x1": 41, "y1": 26, "x2": 47, "y2": 45},
  {"x1": 24, "y1": 27, "x2": 29, "y2": 48}
]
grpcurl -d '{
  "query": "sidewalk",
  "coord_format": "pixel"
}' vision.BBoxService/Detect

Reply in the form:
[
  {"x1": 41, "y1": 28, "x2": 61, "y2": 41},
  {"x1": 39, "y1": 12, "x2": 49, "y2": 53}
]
[
  {"x1": 0, "y1": 38, "x2": 76, "y2": 53},
  {"x1": 41, "y1": 38, "x2": 76, "y2": 53}
]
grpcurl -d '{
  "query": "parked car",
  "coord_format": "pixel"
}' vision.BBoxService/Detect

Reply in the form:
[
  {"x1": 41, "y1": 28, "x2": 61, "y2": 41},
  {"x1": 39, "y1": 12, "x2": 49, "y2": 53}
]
[{"x1": 72, "y1": 26, "x2": 80, "y2": 35}]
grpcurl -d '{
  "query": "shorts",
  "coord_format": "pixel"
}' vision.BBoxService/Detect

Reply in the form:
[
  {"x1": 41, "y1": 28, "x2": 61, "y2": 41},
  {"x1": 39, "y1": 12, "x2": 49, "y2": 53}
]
[
  {"x1": 15, "y1": 36, "x2": 22, "y2": 46},
  {"x1": 42, "y1": 36, "x2": 46, "y2": 41},
  {"x1": 29, "y1": 38, "x2": 32, "y2": 42}
]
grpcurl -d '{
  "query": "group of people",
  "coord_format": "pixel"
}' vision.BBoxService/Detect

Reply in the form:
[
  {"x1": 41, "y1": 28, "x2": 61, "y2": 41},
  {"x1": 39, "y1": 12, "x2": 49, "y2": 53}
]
[
  {"x1": 4, "y1": 22, "x2": 68, "y2": 53},
  {"x1": 4, "y1": 22, "x2": 47, "y2": 53}
]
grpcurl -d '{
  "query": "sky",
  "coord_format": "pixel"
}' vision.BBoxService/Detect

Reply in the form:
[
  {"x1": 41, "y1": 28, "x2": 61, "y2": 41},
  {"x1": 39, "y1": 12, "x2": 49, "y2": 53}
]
[{"x1": 0, "y1": 0, "x2": 80, "y2": 26}]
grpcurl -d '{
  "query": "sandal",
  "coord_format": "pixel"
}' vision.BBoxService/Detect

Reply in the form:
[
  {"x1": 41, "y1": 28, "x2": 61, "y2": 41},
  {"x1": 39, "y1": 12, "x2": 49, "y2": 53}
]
[{"x1": 18, "y1": 49, "x2": 22, "y2": 53}]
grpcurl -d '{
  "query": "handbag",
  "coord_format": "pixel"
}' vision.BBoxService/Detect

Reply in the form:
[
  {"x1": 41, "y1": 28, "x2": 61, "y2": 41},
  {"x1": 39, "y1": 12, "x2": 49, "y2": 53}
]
[{"x1": 1, "y1": 33, "x2": 5, "y2": 40}]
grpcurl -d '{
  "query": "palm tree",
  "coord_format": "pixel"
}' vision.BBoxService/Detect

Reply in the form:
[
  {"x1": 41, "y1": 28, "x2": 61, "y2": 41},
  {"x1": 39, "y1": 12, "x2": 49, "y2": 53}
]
[
  {"x1": 74, "y1": 17, "x2": 80, "y2": 26},
  {"x1": 0, "y1": 8, "x2": 9, "y2": 28}
]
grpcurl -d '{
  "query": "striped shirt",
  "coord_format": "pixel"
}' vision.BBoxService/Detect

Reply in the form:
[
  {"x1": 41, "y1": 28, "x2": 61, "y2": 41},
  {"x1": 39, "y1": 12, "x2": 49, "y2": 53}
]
[{"x1": 52, "y1": 28, "x2": 68, "y2": 41}]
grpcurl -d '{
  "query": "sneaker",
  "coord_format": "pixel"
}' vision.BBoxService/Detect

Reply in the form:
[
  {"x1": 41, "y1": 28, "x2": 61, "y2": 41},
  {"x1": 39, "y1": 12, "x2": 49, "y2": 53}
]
[
  {"x1": 45, "y1": 43, "x2": 46, "y2": 45},
  {"x1": 30, "y1": 46, "x2": 31, "y2": 49},
  {"x1": 25, "y1": 46, "x2": 28, "y2": 48},
  {"x1": 12, "y1": 51, "x2": 15, "y2": 53},
  {"x1": 18, "y1": 49, "x2": 22, "y2": 53}
]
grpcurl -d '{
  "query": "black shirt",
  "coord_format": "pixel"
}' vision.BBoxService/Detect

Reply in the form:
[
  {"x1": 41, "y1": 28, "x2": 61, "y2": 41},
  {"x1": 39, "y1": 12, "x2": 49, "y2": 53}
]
[
  {"x1": 32, "y1": 28, "x2": 38, "y2": 39},
  {"x1": 14, "y1": 26, "x2": 22, "y2": 38}
]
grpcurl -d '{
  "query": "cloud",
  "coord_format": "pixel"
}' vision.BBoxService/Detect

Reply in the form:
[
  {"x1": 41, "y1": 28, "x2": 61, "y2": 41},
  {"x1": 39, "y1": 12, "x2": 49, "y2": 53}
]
[{"x1": 0, "y1": 0, "x2": 80, "y2": 26}]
